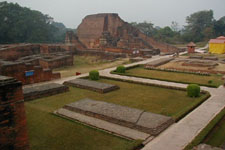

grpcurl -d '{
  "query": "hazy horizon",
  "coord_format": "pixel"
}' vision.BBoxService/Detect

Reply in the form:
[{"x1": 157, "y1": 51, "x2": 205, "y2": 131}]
[{"x1": 2, "y1": 0, "x2": 225, "y2": 29}]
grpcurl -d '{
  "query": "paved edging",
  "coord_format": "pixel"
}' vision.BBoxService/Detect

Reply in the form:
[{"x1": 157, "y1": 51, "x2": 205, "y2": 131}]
[{"x1": 55, "y1": 108, "x2": 151, "y2": 140}]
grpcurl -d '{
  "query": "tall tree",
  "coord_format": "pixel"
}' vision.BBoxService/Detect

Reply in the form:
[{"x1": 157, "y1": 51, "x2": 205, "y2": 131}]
[
  {"x1": 130, "y1": 21, "x2": 156, "y2": 37},
  {"x1": 171, "y1": 21, "x2": 179, "y2": 32},
  {"x1": 184, "y1": 10, "x2": 214, "y2": 42},
  {"x1": 213, "y1": 16, "x2": 225, "y2": 37},
  {"x1": 0, "y1": 1, "x2": 68, "y2": 44}
]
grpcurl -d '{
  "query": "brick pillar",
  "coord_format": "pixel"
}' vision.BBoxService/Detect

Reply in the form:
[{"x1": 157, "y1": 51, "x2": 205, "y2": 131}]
[{"x1": 0, "y1": 76, "x2": 29, "y2": 150}]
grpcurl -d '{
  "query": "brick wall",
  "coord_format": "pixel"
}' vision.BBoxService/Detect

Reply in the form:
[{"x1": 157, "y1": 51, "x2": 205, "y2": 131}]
[{"x1": 0, "y1": 76, "x2": 29, "y2": 150}]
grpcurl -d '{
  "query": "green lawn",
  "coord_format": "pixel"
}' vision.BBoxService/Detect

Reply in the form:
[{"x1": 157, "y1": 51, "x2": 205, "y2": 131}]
[
  {"x1": 204, "y1": 114, "x2": 225, "y2": 147},
  {"x1": 26, "y1": 79, "x2": 209, "y2": 150},
  {"x1": 54, "y1": 56, "x2": 130, "y2": 78},
  {"x1": 122, "y1": 66, "x2": 223, "y2": 87}
]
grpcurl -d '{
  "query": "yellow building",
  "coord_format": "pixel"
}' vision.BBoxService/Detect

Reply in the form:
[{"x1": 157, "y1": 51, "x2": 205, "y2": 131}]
[{"x1": 209, "y1": 36, "x2": 225, "y2": 54}]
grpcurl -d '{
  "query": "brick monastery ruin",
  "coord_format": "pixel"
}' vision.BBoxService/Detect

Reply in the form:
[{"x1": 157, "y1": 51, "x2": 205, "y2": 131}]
[
  {"x1": 0, "y1": 13, "x2": 179, "y2": 86},
  {"x1": 75, "y1": 13, "x2": 178, "y2": 54}
]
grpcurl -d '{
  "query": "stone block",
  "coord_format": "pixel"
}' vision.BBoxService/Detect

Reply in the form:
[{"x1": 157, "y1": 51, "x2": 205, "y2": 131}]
[
  {"x1": 145, "y1": 57, "x2": 174, "y2": 67},
  {"x1": 62, "y1": 99, "x2": 174, "y2": 135},
  {"x1": 23, "y1": 83, "x2": 69, "y2": 101},
  {"x1": 64, "y1": 79, "x2": 119, "y2": 93}
]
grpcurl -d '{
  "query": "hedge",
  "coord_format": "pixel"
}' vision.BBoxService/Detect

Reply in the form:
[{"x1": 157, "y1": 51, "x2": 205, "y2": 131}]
[
  {"x1": 116, "y1": 66, "x2": 126, "y2": 73},
  {"x1": 187, "y1": 84, "x2": 200, "y2": 97},
  {"x1": 89, "y1": 70, "x2": 99, "y2": 80}
]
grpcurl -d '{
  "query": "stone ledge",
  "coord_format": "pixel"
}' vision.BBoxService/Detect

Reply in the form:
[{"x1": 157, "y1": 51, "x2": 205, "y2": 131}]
[
  {"x1": 23, "y1": 83, "x2": 69, "y2": 101},
  {"x1": 62, "y1": 99, "x2": 174, "y2": 135},
  {"x1": 63, "y1": 79, "x2": 119, "y2": 93},
  {"x1": 55, "y1": 108, "x2": 151, "y2": 141},
  {"x1": 145, "y1": 57, "x2": 174, "y2": 67}
]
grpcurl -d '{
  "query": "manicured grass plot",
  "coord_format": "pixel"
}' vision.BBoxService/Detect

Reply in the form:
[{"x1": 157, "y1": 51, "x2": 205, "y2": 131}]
[
  {"x1": 204, "y1": 114, "x2": 225, "y2": 147},
  {"x1": 123, "y1": 66, "x2": 223, "y2": 87},
  {"x1": 26, "y1": 79, "x2": 208, "y2": 150}
]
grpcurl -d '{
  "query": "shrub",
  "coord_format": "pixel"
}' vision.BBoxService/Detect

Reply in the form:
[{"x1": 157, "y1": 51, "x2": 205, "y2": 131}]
[
  {"x1": 187, "y1": 84, "x2": 200, "y2": 97},
  {"x1": 116, "y1": 66, "x2": 126, "y2": 73},
  {"x1": 208, "y1": 80, "x2": 213, "y2": 84},
  {"x1": 89, "y1": 70, "x2": 99, "y2": 80}
]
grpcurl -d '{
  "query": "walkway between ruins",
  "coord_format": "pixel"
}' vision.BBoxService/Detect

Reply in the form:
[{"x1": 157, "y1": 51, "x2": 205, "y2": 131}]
[
  {"x1": 99, "y1": 58, "x2": 225, "y2": 150},
  {"x1": 23, "y1": 53, "x2": 225, "y2": 150}
]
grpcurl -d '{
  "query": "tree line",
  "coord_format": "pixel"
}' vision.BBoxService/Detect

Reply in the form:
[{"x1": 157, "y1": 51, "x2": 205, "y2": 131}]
[
  {"x1": 0, "y1": 1, "x2": 71, "y2": 44},
  {"x1": 131, "y1": 10, "x2": 225, "y2": 44},
  {"x1": 0, "y1": 2, "x2": 224, "y2": 44}
]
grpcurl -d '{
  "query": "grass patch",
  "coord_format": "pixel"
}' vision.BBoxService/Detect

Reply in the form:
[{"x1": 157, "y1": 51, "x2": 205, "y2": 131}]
[
  {"x1": 116, "y1": 65, "x2": 223, "y2": 87},
  {"x1": 204, "y1": 109, "x2": 225, "y2": 147},
  {"x1": 184, "y1": 108, "x2": 225, "y2": 150},
  {"x1": 26, "y1": 100, "x2": 141, "y2": 150},
  {"x1": 54, "y1": 56, "x2": 130, "y2": 78}
]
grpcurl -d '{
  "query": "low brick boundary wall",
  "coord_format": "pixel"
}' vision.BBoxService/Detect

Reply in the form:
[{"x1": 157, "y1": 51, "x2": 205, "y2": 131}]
[
  {"x1": 63, "y1": 79, "x2": 119, "y2": 93},
  {"x1": 63, "y1": 99, "x2": 174, "y2": 135},
  {"x1": 23, "y1": 83, "x2": 69, "y2": 101}
]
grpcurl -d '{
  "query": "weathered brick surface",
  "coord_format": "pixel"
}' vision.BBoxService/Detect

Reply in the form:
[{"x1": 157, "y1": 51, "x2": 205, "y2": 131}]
[
  {"x1": 0, "y1": 76, "x2": 29, "y2": 150},
  {"x1": 0, "y1": 61, "x2": 61, "y2": 85},
  {"x1": 0, "y1": 44, "x2": 76, "y2": 85},
  {"x1": 0, "y1": 44, "x2": 40, "y2": 61},
  {"x1": 76, "y1": 13, "x2": 178, "y2": 53},
  {"x1": 65, "y1": 31, "x2": 86, "y2": 50}
]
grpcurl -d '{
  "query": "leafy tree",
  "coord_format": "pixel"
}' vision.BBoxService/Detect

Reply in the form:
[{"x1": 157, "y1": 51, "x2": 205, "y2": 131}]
[
  {"x1": 0, "y1": 1, "x2": 68, "y2": 44},
  {"x1": 130, "y1": 21, "x2": 156, "y2": 37},
  {"x1": 184, "y1": 10, "x2": 214, "y2": 42},
  {"x1": 171, "y1": 21, "x2": 179, "y2": 32},
  {"x1": 213, "y1": 16, "x2": 225, "y2": 37}
]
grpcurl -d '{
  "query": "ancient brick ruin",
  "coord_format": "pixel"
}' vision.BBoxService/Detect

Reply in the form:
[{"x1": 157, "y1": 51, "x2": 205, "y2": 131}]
[
  {"x1": 0, "y1": 44, "x2": 76, "y2": 85},
  {"x1": 69, "y1": 13, "x2": 178, "y2": 54},
  {"x1": 0, "y1": 76, "x2": 29, "y2": 150}
]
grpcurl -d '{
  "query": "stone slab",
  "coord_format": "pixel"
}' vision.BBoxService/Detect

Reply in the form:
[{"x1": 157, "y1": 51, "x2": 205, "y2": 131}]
[
  {"x1": 63, "y1": 79, "x2": 119, "y2": 93},
  {"x1": 136, "y1": 112, "x2": 174, "y2": 135},
  {"x1": 62, "y1": 99, "x2": 173, "y2": 135},
  {"x1": 23, "y1": 83, "x2": 68, "y2": 101},
  {"x1": 145, "y1": 57, "x2": 174, "y2": 67},
  {"x1": 55, "y1": 108, "x2": 151, "y2": 140}
]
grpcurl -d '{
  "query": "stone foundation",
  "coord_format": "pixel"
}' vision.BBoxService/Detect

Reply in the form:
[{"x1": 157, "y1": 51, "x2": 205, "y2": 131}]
[
  {"x1": 145, "y1": 57, "x2": 174, "y2": 67},
  {"x1": 182, "y1": 60, "x2": 218, "y2": 67},
  {"x1": 61, "y1": 99, "x2": 174, "y2": 135},
  {"x1": 64, "y1": 79, "x2": 119, "y2": 93},
  {"x1": 23, "y1": 83, "x2": 69, "y2": 101}
]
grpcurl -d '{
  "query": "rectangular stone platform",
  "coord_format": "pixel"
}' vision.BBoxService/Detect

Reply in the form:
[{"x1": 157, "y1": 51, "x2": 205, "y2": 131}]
[
  {"x1": 145, "y1": 57, "x2": 174, "y2": 67},
  {"x1": 63, "y1": 79, "x2": 119, "y2": 93},
  {"x1": 55, "y1": 108, "x2": 151, "y2": 140},
  {"x1": 23, "y1": 83, "x2": 69, "y2": 101},
  {"x1": 60, "y1": 99, "x2": 174, "y2": 135}
]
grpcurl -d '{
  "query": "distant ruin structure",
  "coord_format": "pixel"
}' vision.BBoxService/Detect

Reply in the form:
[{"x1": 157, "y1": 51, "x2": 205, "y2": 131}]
[
  {"x1": 0, "y1": 44, "x2": 76, "y2": 85},
  {"x1": 187, "y1": 42, "x2": 196, "y2": 53},
  {"x1": 73, "y1": 13, "x2": 178, "y2": 53}
]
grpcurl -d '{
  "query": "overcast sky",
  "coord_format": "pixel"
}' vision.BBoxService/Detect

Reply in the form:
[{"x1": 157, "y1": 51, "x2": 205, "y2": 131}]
[{"x1": 3, "y1": 0, "x2": 225, "y2": 29}]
